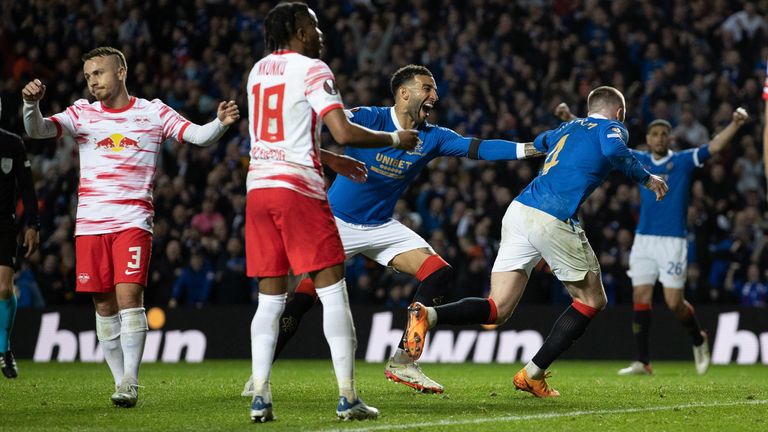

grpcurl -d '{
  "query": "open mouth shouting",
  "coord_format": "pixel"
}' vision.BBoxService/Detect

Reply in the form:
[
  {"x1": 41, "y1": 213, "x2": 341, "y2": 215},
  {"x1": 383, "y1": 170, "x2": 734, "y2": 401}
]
[{"x1": 420, "y1": 100, "x2": 435, "y2": 120}]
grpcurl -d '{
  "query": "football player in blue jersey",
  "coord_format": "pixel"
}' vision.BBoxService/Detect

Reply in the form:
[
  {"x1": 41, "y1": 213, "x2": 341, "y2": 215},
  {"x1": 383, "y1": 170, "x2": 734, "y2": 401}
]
[
  {"x1": 556, "y1": 104, "x2": 748, "y2": 376},
  {"x1": 403, "y1": 86, "x2": 668, "y2": 398},
  {"x1": 243, "y1": 64, "x2": 546, "y2": 396}
]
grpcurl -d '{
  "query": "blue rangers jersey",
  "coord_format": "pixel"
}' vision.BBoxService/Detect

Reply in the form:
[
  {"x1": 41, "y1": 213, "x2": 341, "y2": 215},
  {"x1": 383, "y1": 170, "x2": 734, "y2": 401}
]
[
  {"x1": 516, "y1": 115, "x2": 650, "y2": 221},
  {"x1": 632, "y1": 146, "x2": 711, "y2": 237},
  {"x1": 328, "y1": 106, "x2": 534, "y2": 225}
]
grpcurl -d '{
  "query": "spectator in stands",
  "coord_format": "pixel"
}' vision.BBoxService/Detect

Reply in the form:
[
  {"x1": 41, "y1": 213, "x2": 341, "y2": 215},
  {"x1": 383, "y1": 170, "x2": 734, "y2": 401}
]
[
  {"x1": 214, "y1": 237, "x2": 250, "y2": 305},
  {"x1": 169, "y1": 249, "x2": 214, "y2": 309}
]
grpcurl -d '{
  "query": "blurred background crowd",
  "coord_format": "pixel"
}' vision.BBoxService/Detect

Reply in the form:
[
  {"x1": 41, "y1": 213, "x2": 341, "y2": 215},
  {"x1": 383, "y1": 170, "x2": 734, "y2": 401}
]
[{"x1": 1, "y1": 0, "x2": 767, "y2": 310}]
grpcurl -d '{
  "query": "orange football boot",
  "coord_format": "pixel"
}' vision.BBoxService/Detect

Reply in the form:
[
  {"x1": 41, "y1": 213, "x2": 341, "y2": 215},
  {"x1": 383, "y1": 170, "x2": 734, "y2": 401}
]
[
  {"x1": 403, "y1": 302, "x2": 430, "y2": 360},
  {"x1": 513, "y1": 368, "x2": 561, "y2": 398}
]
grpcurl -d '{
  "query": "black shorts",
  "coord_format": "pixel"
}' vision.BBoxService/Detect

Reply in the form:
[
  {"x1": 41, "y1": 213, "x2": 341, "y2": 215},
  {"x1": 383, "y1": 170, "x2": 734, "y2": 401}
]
[{"x1": 0, "y1": 229, "x2": 18, "y2": 268}]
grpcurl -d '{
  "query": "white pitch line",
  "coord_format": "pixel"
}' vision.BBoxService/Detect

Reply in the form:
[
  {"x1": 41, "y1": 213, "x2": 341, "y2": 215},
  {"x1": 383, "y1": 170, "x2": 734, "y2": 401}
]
[{"x1": 323, "y1": 399, "x2": 768, "y2": 432}]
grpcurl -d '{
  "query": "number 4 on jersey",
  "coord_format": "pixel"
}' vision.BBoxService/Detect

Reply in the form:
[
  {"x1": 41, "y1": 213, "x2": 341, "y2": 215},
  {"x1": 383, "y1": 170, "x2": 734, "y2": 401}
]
[
  {"x1": 251, "y1": 84, "x2": 285, "y2": 142},
  {"x1": 542, "y1": 134, "x2": 568, "y2": 175}
]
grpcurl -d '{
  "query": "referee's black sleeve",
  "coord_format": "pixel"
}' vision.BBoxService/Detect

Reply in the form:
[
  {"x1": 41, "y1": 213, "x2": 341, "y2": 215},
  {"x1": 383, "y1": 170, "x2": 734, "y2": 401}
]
[
  {"x1": 1, "y1": 129, "x2": 39, "y2": 229},
  {"x1": 15, "y1": 137, "x2": 39, "y2": 230}
]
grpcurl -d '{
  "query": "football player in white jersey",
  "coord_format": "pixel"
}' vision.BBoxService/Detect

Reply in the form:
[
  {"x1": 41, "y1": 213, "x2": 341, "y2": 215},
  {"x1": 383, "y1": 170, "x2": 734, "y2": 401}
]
[
  {"x1": 245, "y1": 2, "x2": 419, "y2": 423},
  {"x1": 21, "y1": 46, "x2": 240, "y2": 408},
  {"x1": 763, "y1": 61, "x2": 768, "y2": 195}
]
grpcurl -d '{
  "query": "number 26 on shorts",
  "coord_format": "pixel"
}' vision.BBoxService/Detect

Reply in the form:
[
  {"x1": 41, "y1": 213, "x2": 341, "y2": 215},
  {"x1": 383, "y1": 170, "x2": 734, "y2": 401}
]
[{"x1": 666, "y1": 261, "x2": 683, "y2": 276}]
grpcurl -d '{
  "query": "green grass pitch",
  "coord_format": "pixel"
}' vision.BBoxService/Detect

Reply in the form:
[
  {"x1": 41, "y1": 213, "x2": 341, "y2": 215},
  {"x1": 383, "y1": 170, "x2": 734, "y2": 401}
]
[{"x1": 1, "y1": 360, "x2": 766, "y2": 431}]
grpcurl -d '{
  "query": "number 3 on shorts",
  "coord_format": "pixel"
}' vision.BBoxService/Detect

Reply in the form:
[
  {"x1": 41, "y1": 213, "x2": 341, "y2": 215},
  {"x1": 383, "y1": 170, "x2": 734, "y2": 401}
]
[
  {"x1": 128, "y1": 246, "x2": 142, "y2": 269},
  {"x1": 666, "y1": 261, "x2": 683, "y2": 276}
]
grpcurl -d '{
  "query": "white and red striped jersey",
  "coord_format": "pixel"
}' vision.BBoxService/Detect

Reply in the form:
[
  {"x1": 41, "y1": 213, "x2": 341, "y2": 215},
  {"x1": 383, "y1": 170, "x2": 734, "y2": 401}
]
[
  {"x1": 245, "y1": 50, "x2": 343, "y2": 200},
  {"x1": 763, "y1": 59, "x2": 768, "y2": 101},
  {"x1": 50, "y1": 97, "x2": 190, "y2": 235}
]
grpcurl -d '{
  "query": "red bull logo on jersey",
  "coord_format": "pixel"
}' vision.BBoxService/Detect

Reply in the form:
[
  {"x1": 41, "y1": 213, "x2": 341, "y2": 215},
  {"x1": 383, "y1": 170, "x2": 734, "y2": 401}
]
[{"x1": 94, "y1": 133, "x2": 141, "y2": 152}]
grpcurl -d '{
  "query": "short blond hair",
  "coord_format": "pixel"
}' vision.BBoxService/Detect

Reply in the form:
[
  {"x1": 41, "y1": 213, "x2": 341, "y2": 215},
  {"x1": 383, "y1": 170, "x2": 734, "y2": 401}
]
[{"x1": 587, "y1": 86, "x2": 625, "y2": 112}]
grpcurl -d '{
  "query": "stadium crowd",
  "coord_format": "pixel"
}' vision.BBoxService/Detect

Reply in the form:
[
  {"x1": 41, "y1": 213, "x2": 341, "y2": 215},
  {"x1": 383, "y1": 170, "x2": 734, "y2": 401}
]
[{"x1": 1, "y1": 0, "x2": 767, "y2": 310}]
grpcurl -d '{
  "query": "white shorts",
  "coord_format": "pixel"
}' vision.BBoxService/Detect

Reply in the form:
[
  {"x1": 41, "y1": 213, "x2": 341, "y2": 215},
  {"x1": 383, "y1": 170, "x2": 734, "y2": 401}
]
[
  {"x1": 627, "y1": 234, "x2": 687, "y2": 289},
  {"x1": 335, "y1": 217, "x2": 433, "y2": 266},
  {"x1": 491, "y1": 201, "x2": 600, "y2": 281}
]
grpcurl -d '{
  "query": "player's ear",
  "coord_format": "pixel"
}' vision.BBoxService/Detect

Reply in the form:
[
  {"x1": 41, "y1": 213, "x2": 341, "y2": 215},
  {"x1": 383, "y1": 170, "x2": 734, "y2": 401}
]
[{"x1": 399, "y1": 85, "x2": 409, "y2": 102}]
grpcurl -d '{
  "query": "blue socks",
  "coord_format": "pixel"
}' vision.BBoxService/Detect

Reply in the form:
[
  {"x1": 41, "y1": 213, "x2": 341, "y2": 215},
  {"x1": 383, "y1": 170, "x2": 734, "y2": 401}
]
[{"x1": 0, "y1": 295, "x2": 17, "y2": 352}]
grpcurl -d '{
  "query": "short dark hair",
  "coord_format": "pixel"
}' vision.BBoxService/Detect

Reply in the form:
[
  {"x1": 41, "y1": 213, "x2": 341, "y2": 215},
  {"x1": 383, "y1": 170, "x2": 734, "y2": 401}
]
[
  {"x1": 82, "y1": 47, "x2": 127, "y2": 69},
  {"x1": 264, "y1": 2, "x2": 312, "y2": 52},
  {"x1": 647, "y1": 119, "x2": 672, "y2": 133},
  {"x1": 587, "y1": 86, "x2": 625, "y2": 112},
  {"x1": 390, "y1": 65, "x2": 434, "y2": 97}
]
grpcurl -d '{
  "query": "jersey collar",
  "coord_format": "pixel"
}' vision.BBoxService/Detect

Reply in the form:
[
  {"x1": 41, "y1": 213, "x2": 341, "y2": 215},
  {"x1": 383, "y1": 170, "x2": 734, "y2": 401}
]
[
  {"x1": 389, "y1": 106, "x2": 403, "y2": 131},
  {"x1": 650, "y1": 149, "x2": 674, "y2": 165},
  {"x1": 587, "y1": 113, "x2": 608, "y2": 119},
  {"x1": 101, "y1": 96, "x2": 136, "y2": 113}
]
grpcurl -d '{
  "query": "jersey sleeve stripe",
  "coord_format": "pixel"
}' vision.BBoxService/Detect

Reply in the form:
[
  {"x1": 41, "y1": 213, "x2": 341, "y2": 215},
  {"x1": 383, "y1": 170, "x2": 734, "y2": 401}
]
[
  {"x1": 693, "y1": 147, "x2": 702, "y2": 167},
  {"x1": 319, "y1": 103, "x2": 343, "y2": 119},
  {"x1": 177, "y1": 121, "x2": 191, "y2": 143},
  {"x1": 304, "y1": 63, "x2": 335, "y2": 94},
  {"x1": 49, "y1": 116, "x2": 63, "y2": 139}
]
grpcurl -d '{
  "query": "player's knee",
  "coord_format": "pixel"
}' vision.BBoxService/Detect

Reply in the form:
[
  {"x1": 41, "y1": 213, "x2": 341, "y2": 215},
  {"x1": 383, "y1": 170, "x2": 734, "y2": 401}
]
[
  {"x1": 595, "y1": 295, "x2": 608, "y2": 311},
  {"x1": 581, "y1": 292, "x2": 608, "y2": 311},
  {"x1": 632, "y1": 288, "x2": 653, "y2": 304},
  {"x1": 492, "y1": 298, "x2": 516, "y2": 324},
  {"x1": 0, "y1": 281, "x2": 12, "y2": 299},
  {"x1": 664, "y1": 295, "x2": 684, "y2": 313},
  {"x1": 494, "y1": 311, "x2": 512, "y2": 325}
]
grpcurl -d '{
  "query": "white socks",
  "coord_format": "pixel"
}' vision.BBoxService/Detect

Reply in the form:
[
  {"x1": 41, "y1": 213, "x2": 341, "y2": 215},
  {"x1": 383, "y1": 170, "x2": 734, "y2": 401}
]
[
  {"x1": 96, "y1": 313, "x2": 123, "y2": 386},
  {"x1": 392, "y1": 348, "x2": 412, "y2": 364},
  {"x1": 251, "y1": 292, "x2": 287, "y2": 402},
  {"x1": 120, "y1": 307, "x2": 148, "y2": 385},
  {"x1": 426, "y1": 306, "x2": 437, "y2": 328},
  {"x1": 525, "y1": 361, "x2": 544, "y2": 380},
  {"x1": 316, "y1": 280, "x2": 357, "y2": 402}
]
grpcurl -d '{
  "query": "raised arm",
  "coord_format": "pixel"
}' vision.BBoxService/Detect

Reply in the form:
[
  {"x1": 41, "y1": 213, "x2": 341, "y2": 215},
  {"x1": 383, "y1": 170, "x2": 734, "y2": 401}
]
[
  {"x1": 434, "y1": 125, "x2": 547, "y2": 161},
  {"x1": 21, "y1": 79, "x2": 58, "y2": 139},
  {"x1": 554, "y1": 102, "x2": 578, "y2": 122},
  {"x1": 709, "y1": 107, "x2": 749, "y2": 154},
  {"x1": 181, "y1": 101, "x2": 240, "y2": 147},
  {"x1": 468, "y1": 139, "x2": 545, "y2": 160}
]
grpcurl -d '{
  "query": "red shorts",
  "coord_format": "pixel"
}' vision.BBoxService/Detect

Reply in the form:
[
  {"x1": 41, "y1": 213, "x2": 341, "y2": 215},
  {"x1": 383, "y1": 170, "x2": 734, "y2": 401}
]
[
  {"x1": 246, "y1": 188, "x2": 345, "y2": 277},
  {"x1": 75, "y1": 228, "x2": 153, "y2": 293}
]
